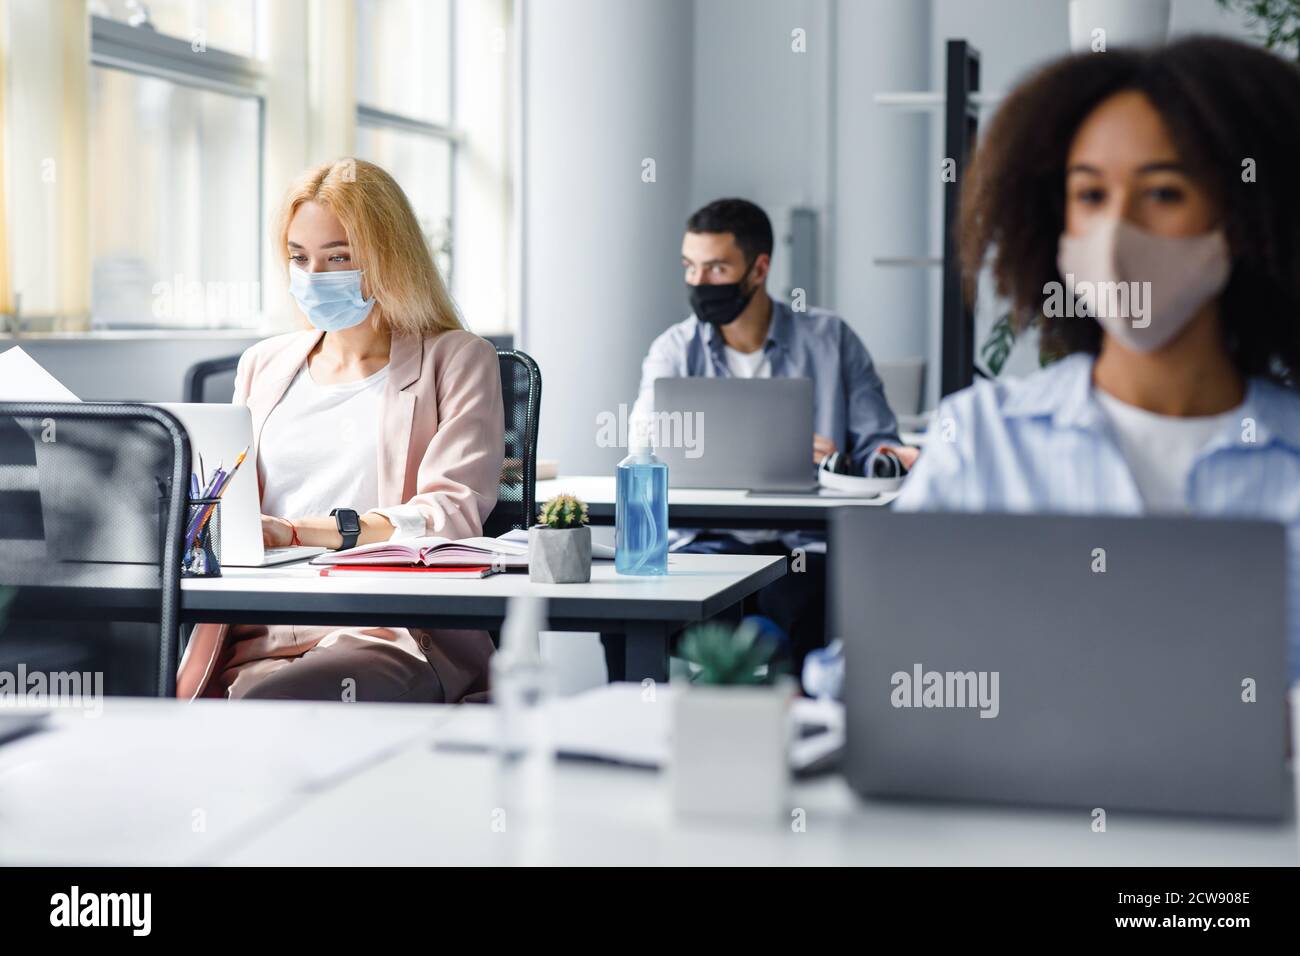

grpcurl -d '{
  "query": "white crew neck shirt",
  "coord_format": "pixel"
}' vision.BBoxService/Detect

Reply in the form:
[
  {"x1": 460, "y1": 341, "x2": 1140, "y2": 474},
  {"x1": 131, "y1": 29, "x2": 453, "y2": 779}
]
[
  {"x1": 1094, "y1": 388, "x2": 1242, "y2": 513},
  {"x1": 724, "y1": 345, "x2": 772, "y2": 379},
  {"x1": 259, "y1": 363, "x2": 387, "y2": 522}
]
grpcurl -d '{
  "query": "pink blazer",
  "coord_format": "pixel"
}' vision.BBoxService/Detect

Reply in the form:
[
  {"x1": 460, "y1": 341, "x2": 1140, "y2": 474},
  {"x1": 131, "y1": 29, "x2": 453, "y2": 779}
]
[{"x1": 176, "y1": 327, "x2": 505, "y2": 701}]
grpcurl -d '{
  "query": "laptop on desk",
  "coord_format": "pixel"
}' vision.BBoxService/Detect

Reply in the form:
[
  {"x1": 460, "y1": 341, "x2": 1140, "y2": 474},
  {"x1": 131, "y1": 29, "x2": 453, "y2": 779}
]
[
  {"x1": 653, "y1": 377, "x2": 818, "y2": 493},
  {"x1": 31, "y1": 404, "x2": 323, "y2": 568},
  {"x1": 154, "y1": 404, "x2": 324, "y2": 567},
  {"x1": 830, "y1": 509, "x2": 1290, "y2": 820}
]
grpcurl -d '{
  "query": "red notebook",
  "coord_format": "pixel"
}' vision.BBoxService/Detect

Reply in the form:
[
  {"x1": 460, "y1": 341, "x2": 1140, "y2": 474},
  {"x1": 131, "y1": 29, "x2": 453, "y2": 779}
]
[{"x1": 318, "y1": 564, "x2": 498, "y2": 579}]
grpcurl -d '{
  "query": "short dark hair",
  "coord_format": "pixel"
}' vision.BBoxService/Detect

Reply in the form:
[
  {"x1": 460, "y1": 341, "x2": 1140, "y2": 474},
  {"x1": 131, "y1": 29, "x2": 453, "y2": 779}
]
[
  {"x1": 686, "y1": 198, "x2": 774, "y2": 264},
  {"x1": 960, "y1": 36, "x2": 1300, "y2": 386}
]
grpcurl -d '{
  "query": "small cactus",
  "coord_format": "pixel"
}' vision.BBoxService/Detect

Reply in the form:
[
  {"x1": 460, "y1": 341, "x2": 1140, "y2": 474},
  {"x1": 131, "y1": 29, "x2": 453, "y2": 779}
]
[{"x1": 536, "y1": 493, "x2": 589, "y2": 529}]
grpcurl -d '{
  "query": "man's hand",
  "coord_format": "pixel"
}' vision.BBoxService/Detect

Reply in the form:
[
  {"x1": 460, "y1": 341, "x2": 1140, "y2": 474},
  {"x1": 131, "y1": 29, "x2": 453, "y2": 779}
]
[
  {"x1": 813, "y1": 434, "x2": 838, "y2": 465},
  {"x1": 261, "y1": 515, "x2": 296, "y2": 549},
  {"x1": 877, "y1": 444, "x2": 921, "y2": 470}
]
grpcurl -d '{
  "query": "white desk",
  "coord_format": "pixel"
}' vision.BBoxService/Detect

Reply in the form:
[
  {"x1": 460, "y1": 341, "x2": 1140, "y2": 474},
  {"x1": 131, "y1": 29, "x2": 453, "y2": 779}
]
[
  {"x1": 229, "y1": 742, "x2": 1297, "y2": 866},
  {"x1": 0, "y1": 698, "x2": 450, "y2": 865},
  {"x1": 179, "y1": 552, "x2": 784, "y2": 682},
  {"x1": 536, "y1": 476, "x2": 897, "y2": 531},
  {"x1": 8, "y1": 698, "x2": 1285, "y2": 867}
]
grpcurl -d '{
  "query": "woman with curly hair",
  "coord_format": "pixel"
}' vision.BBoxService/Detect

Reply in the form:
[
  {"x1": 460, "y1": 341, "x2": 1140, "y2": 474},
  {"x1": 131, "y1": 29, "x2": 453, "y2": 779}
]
[{"x1": 896, "y1": 36, "x2": 1300, "y2": 681}]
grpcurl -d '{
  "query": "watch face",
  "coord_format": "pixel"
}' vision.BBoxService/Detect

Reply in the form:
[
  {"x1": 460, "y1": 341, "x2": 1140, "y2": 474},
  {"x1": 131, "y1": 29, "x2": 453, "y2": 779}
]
[{"x1": 335, "y1": 509, "x2": 361, "y2": 534}]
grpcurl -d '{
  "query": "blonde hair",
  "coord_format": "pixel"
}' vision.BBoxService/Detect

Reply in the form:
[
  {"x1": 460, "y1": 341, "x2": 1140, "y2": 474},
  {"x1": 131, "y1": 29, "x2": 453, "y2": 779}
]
[{"x1": 273, "y1": 158, "x2": 462, "y2": 337}]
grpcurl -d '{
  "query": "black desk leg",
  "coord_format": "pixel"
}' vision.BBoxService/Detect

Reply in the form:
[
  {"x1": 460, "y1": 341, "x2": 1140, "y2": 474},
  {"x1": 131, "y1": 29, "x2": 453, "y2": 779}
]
[
  {"x1": 599, "y1": 632, "x2": 626, "y2": 682},
  {"x1": 623, "y1": 621, "x2": 671, "y2": 684}
]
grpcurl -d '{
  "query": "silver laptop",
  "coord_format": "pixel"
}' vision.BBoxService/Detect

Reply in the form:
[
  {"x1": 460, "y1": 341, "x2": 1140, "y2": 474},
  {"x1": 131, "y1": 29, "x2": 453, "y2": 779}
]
[
  {"x1": 29, "y1": 403, "x2": 320, "y2": 567},
  {"x1": 831, "y1": 509, "x2": 1290, "y2": 820},
  {"x1": 652, "y1": 377, "x2": 816, "y2": 492},
  {"x1": 154, "y1": 404, "x2": 323, "y2": 567}
]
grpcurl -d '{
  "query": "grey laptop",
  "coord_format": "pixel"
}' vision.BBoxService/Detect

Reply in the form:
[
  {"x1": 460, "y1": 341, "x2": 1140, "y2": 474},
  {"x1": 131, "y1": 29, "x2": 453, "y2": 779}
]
[
  {"x1": 831, "y1": 509, "x2": 1290, "y2": 820},
  {"x1": 652, "y1": 377, "x2": 816, "y2": 492}
]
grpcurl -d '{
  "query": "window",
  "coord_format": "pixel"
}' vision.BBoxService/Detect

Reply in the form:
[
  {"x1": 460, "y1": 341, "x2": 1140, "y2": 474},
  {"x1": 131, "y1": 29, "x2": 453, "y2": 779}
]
[
  {"x1": 354, "y1": 0, "x2": 514, "y2": 334},
  {"x1": 355, "y1": 0, "x2": 458, "y2": 285},
  {"x1": 92, "y1": 0, "x2": 260, "y2": 58},
  {"x1": 87, "y1": 7, "x2": 264, "y2": 329},
  {"x1": 2, "y1": 0, "x2": 511, "y2": 336}
]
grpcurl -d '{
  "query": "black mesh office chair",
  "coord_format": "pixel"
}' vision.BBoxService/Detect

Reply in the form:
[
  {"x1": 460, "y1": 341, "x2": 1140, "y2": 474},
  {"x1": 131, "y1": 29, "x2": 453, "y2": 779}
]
[
  {"x1": 0, "y1": 402, "x2": 190, "y2": 698},
  {"x1": 184, "y1": 355, "x2": 242, "y2": 404},
  {"x1": 483, "y1": 350, "x2": 541, "y2": 537}
]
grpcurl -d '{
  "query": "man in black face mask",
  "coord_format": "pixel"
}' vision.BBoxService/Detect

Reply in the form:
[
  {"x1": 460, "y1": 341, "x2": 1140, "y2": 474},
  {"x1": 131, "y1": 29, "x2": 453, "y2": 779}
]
[{"x1": 625, "y1": 198, "x2": 911, "y2": 687}]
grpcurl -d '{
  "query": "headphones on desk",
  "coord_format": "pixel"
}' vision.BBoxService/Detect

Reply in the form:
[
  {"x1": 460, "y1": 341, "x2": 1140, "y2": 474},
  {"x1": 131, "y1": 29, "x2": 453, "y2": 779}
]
[{"x1": 817, "y1": 447, "x2": 907, "y2": 495}]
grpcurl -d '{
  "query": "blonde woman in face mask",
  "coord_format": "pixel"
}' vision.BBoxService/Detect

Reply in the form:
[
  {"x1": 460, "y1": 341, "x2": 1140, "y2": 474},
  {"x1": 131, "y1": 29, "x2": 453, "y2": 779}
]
[
  {"x1": 177, "y1": 159, "x2": 504, "y2": 702},
  {"x1": 895, "y1": 37, "x2": 1300, "y2": 684}
]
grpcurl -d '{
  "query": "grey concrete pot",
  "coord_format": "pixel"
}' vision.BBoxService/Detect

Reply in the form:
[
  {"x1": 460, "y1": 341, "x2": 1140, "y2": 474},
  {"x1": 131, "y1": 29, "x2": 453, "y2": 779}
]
[{"x1": 528, "y1": 524, "x2": 591, "y2": 583}]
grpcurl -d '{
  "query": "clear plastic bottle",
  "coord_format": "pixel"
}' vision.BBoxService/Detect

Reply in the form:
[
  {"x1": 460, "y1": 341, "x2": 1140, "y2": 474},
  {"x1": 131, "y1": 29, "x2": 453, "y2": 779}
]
[
  {"x1": 491, "y1": 595, "x2": 554, "y2": 817},
  {"x1": 615, "y1": 434, "x2": 669, "y2": 575}
]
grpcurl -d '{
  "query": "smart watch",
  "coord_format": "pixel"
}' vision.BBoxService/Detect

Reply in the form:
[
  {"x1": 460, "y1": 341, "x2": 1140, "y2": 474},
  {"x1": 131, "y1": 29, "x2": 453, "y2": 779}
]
[{"x1": 330, "y1": 508, "x2": 361, "y2": 551}]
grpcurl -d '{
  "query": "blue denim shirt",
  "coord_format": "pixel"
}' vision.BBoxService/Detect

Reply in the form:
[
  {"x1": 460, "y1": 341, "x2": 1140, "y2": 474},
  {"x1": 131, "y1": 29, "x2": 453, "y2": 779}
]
[
  {"x1": 631, "y1": 299, "x2": 900, "y2": 474},
  {"x1": 896, "y1": 352, "x2": 1300, "y2": 683}
]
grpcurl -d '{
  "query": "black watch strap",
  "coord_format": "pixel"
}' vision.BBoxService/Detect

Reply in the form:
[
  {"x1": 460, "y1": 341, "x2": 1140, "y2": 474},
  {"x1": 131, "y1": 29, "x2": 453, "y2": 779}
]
[{"x1": 330, "y1": 508, "x2": 361, "y2": 551}]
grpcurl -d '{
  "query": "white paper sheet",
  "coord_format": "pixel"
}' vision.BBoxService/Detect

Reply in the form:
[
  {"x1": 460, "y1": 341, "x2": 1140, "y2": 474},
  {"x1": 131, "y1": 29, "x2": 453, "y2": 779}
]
[{"x1": 0, "y1": 346, "x2": 80, "y2": 402}]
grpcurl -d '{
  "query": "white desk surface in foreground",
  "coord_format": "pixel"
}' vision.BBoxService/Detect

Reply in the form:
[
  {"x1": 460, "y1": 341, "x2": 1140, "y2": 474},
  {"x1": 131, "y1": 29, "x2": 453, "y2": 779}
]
[
  {"x1": 3, "y1": 698, "x2": 1293, "y2": 867},
  {"x1": 230, "y1": 710, "x2": 1299, "y2": 867}
]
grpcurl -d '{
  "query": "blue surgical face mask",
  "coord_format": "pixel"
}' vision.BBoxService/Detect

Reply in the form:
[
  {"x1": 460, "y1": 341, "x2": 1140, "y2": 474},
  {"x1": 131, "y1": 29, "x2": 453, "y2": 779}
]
[{"x1": 288, "y1": 265, "x2": 377, "y2": 332}]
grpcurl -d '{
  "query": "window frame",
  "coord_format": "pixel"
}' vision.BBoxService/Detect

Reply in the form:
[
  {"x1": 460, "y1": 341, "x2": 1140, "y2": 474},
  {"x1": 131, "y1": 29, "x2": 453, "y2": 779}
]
[{"x1": 354, "y1": 0, "x2": 463, "y2": 285}]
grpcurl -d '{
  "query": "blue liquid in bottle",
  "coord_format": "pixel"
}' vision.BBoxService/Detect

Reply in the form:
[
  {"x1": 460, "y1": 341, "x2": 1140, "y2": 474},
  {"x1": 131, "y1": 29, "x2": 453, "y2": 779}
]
[{"x1": 615, "y1": 444, "x2": 668, "y2": 575}]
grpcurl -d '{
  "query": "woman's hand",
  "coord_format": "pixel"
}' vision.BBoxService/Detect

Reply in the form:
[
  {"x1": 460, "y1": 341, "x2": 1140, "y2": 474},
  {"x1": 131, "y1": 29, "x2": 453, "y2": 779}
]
[{"x1": 261, "y1": 515, "x2": 296, "y2": 549}]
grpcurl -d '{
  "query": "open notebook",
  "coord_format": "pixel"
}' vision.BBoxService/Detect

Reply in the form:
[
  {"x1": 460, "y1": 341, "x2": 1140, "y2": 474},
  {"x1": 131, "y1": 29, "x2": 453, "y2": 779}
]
[{"x1": 310, "y1": 535, "x2": 531, "y2": 569}]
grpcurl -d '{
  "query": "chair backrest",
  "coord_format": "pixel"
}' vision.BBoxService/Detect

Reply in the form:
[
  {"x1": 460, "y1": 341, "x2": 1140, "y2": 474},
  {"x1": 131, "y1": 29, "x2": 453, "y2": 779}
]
[
  {"x1": 184, "y1": 354, "x2": 242, "y2": 404},
  {"x1": 876, "y1": 358, "x2": 927, "y2": 416},
  {"x1": 483, "y1": 350, "x2": 541, "y2": 538},
  {"x1": 0, "y1": 402, "x2": 190, "y2": 697}
]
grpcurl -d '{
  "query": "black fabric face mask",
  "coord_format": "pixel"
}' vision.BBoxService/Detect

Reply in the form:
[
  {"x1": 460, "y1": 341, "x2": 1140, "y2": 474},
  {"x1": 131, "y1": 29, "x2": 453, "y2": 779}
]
[{"x1": 688, "y1": 261, "x2": 758, "y2": 327}]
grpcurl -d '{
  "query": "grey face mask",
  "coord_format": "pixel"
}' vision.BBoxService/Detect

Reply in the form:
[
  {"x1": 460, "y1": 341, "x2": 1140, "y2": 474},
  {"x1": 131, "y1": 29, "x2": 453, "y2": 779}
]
[{"x1": 1056, "y1": 218, "x2": 1231, "y2": 353}]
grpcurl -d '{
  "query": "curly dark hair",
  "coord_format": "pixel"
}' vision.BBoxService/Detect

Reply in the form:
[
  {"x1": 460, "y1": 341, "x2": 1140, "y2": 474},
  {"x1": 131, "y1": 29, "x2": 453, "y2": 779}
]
[{"x1": 960, "y1": 36, "x2": 1300, "y2": 385}]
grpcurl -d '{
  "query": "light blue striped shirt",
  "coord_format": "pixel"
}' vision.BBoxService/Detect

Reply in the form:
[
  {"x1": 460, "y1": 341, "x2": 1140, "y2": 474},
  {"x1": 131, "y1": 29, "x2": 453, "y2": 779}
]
[{"x1": 896, "y1": 353, "x2": 1300, "y2": 683}]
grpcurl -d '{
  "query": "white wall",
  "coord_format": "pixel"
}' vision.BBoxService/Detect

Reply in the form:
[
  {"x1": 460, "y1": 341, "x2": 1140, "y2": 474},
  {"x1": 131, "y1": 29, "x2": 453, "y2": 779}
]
[
  {"x1": 521, "y1": 0, "x2": 695, "y2": 473},
  {"x1": 688, "y1": 0, "x2": 932, "y2": 375},
  {"x1": 833, "y1": 0, "x2": 932, "y2": 370},
  {"x1": 690, "y1": 0, "x2": 833, "y2": 303}
]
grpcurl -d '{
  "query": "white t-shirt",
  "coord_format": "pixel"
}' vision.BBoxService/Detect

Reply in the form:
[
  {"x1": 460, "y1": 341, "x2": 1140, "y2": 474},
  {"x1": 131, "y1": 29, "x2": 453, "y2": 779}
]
[
  {"x1": 721, "y1": 345, "x2": 780, "y2": 544},
  {"x1": 258, "y1": 363, "x2": 425, "y2": 538},
  {"x1": 1094, "y1": 389, "x2": 1242, "y2": 513},
  {"x1": 724, "y1": 345, "x2": 772, "y2": 379}
]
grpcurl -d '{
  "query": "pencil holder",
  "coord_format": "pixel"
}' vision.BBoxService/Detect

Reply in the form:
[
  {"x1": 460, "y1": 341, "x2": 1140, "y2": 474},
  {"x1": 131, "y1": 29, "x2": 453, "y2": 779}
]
[{"x1": 180, "y1": 496, "x2": 222, "y2": 578}]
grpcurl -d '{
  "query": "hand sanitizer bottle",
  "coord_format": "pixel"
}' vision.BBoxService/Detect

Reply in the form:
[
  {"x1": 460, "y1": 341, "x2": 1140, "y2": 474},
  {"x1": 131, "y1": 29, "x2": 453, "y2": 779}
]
[
  {"x1": 491, "y1": 595, "x2": 554, "y2": 818},
  {"x1": 615, "y1": 426, "x2": 669, "y2": 575}
]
